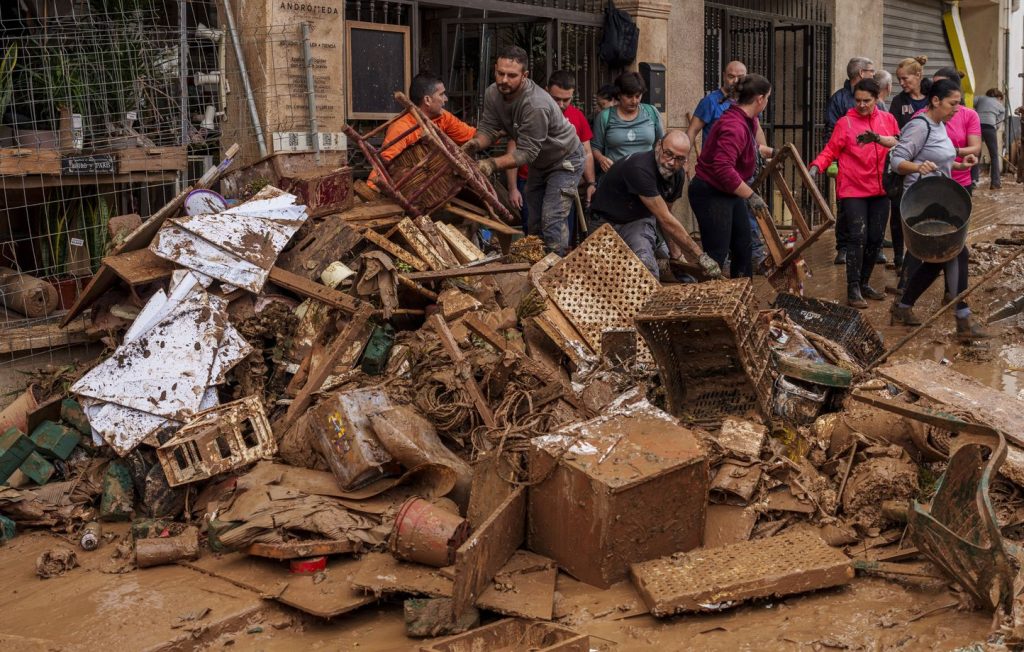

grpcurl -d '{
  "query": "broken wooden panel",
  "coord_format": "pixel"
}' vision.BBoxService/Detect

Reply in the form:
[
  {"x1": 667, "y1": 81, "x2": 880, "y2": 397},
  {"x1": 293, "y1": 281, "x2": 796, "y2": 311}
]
[
  {"x1": 151, "y1": 187, "x2": 308, "y2": 293},
  {"x1": 702, "y1": 504, "x2": 757, "y2": 549},
  {"x1": 276, "y1": 216, "x2": 363, "y2": 280},
  {"x1": 451, "y1": 486, "x2": 526, "y2": 615},
  {"x1": 436, "y1": 222, "x2": 484, "y2": 264},
  {"x1": 553, "y1": 575, "x2": 648, "y2": 622},
  {"x1": 156, "y1": 396, "x2": 276, "y2": 487},
  {"x1": 630, "y1": 529, "x2": 853, "y2": 616},
  {"x1": 709, "y1": 460, "x2": 762, "y2": 505},
  {"x1": 466, "y1": 454, "x2": 517, "y2": 530},
  {"x1": 103, "y1": 248, "x2": 176, "y2": 286},
  {"x1": 532, "y1": 306, "x2": 596, "y2": 371},
  {"x1": 879, "y1": 359, "x2": 1024, "y2": 449},
  {"x1": 476, "y1": 551, "x2": 557, "y2": 620},
  {"x1": 362, "y1": 229, "x2": 428, "y2": 271},
  {"x1": 350, "y1": 551, "x2": 454, "y2": 597},
  {"x1": 528, "y1": 404, "x2": 708, "y2": 588},
  {"x1": 267, "y1": 266, "x2": 363, "y2": 314},
  {"x1": 396, "y1": 218, "x2": 449, "y2": 271},
  {"x1": 71, "y1": 273, "x2": 251, "y2": 455},
  {"x1": 537, "y1": 224, "x2": 659, "y2": 360},
  {"x1": 716, "y1": 417, "x2": 768, "y2": 461},
  {"x1": 413, "y1": 216, "x2": 461, "y2": 268},
  {"x1": 418, "y1": 618, "x2": 589, "y2": 652},
  {"x1": 182, "y1": 552, "x2": 374, "y2": 618}
]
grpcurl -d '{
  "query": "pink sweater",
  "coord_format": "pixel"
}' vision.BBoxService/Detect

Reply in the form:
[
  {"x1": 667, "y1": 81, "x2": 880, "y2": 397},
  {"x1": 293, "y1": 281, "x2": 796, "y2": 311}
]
[{"x1": 810, "y1": 107, "x2": 899, "y2": 199}]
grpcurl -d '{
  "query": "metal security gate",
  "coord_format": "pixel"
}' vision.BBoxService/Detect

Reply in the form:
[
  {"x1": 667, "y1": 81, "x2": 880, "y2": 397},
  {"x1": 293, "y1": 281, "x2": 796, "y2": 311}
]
[
  {"x1": 704, "y1": 1, "x2": 833, "y2": 227},
  {"x1": 882, "y1": 0, "x2": 955, "y2": 75}
]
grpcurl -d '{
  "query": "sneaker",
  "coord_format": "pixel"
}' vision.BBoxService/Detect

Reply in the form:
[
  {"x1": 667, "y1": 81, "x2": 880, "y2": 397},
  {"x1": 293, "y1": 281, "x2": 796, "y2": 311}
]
[
  {"x1": 834, "y1": 249, "x2": 846, "y2": 265},
  {"x1": 861, "y1": 285, "x2": 886, "y2": 301}
]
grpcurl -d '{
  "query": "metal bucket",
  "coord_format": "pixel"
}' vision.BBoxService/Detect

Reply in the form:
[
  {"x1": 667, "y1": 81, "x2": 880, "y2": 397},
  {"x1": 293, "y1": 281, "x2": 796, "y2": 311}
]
[
  {"x1": 900, "y1": 176, "x2": 971, "y2": 264},
  {"x1": 389, "y1": 496, "x2": 470, "y2": 567}
]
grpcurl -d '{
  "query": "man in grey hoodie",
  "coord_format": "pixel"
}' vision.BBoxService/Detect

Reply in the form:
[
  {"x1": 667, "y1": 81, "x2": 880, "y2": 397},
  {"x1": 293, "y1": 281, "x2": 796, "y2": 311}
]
[{"x1": 462, "y1": 46, "x2": 584, "y2": 256}]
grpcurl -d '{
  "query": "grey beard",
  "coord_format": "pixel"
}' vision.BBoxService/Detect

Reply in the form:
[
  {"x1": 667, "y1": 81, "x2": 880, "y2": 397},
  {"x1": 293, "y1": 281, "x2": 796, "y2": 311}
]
[{"x1": 657, "y1": 164, "x2": 674, "y2": 180}]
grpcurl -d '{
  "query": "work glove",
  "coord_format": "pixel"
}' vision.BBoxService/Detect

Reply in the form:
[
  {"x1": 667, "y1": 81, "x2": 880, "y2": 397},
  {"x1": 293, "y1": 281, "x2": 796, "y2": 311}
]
[
  {"x1": 857, "y1": 130, "x2": 882, "y2": 145},
  {"x1": 477, "y1": 158, "x2": 497, "y2": 177},
  {"x1": 460, "y1": 140, "x2": 481, "y2": 156},
  {"x1": 698, "y1": 253, "x2": 723, "y2": 279},
  {"x1": 746, "y1": 192, "x2": 769, "y2": 214}
]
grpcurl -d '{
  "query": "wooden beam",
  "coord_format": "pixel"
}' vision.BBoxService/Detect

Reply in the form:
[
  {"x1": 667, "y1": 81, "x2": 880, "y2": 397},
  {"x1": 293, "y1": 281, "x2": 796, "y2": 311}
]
[
  {"x1": 268, "y1": 266, "x2": 363, "y2": 315},
  {"x1": 403, "y1": 262, "x2": 530, "y2": 282},
  {"x1": 362, "y1": 229, "x2": 428, "y2": 271},
  {"x1": 444, "y1": 202, "x2": 521, "y2": 236}
]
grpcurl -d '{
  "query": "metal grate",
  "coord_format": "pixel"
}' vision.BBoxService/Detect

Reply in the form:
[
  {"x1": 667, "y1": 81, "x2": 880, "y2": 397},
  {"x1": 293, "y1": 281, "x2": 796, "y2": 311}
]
[
  {"x1": 773, "y1": 293, "x2": 884, "y2": 367},
  {"x1": 630, "y1": 528, "x2": 852, "y2": 616},
  {"x1": 538, "y1": 223, "x2": 659, "y2": 361}
]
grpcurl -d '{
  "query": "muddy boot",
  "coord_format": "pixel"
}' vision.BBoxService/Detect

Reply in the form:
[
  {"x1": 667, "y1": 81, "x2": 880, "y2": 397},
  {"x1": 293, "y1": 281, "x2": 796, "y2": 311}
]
[
  {"x1": 847, "y1": 285, "x2": 867, "y2": 309},
  {"x1": 955, "y1": 316, "x2": 992, "y2": 341},
  {"x1": 860, "y1": 284, "x2": 886, "y2": 301},
  {"x1": 890, "y1": 303, "x2": 921, "y2": 326}
]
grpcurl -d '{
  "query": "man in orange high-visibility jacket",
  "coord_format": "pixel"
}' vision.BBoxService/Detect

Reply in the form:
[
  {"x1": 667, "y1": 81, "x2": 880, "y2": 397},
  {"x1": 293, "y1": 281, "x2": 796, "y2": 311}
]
[{"x1": 380, "y1": 73, "x2": 476, "y2": 163}]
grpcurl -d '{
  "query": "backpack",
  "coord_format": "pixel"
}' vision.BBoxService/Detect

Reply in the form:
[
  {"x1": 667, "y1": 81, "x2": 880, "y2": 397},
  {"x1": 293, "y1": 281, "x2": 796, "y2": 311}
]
[
  {"x1": 883, "y1": 115, "x2": 931, "y2": 200},
  {"x1": 599, "y1": 102, "x2": 660, "y2": 134},
  {"x1": 598, "y1": 0, "x2": 639, "y2": 68}
]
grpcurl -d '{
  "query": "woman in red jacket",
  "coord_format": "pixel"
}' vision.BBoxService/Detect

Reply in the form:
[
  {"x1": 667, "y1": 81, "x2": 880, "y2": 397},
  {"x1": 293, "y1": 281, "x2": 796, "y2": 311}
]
[
  {"x1": 689, "y1": 74, "x2": 772, "y2": 278},
  {"x1": 809, "y1": 78, "x2": 899, "y2": 308}
]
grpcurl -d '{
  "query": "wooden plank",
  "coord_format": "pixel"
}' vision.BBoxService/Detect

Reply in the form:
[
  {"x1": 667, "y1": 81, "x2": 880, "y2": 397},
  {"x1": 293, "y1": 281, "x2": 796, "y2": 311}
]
[
  {"x1": 771, "y1": 169, "x2": 810, "y2": 239},
  {"x1": 429, "y1": 313, "x2": 496, "y2": 428},
  {"x1": 362, "y1": 228, "x2": 428, "y2": 271},
  {"x1": 878, "y1": 359, "x2": 1024, "y2": 448},
  {"x1": 276, "y1": 218, "x2": 363, "y2": 280},
  {"x1": 352, "y1": 179, "x2": 379, "y2": 202},
  {"x1": 104, "y1": 248, "x2": 176, "y2": 286},
  {"x1": 338, "y1": 200, "x2": 404, "y2": 221},
  {"x1": 0, "y1": 148, "x2": 61, "y2": 175},
  {"x1": 451, "y1": 486, "x2": 526, "y2": 615},
  {"x1": 276, "y1": 303, "x2": 374, "y2": 435},
  {"x1": 268, "y1": 266, "x2": 363, "y2": 314},
  {"x1": 413, "y1": 215, "x2": 461, "y2": 267},
  {"x1": 437, "y1": 222, "x2": 485, "y2": 264},
  {"x1": 395, "y1": 217, "x2": 449, "y2": 271},
  {"x1": 445, "y1": 201, "x2": 520, "y2": 236},
  {"x1": 403, "y1": 262, "x2": 530, "y2": 282},
  {"x1": 849, "y1": 392, "x2": 996, "y2": 436},
  {"x1": 117, "y1": 146, "x2": 187, "y2": 173},
  {"x1": 0, "y1": 317, "x2": 91, "y2": 355}
]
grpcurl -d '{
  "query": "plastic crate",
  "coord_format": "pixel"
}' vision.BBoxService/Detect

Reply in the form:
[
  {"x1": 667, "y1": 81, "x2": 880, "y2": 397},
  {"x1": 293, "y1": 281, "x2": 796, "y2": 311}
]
[{"x1": 773, "y1": 293, "x2": 884, "y2": 367}]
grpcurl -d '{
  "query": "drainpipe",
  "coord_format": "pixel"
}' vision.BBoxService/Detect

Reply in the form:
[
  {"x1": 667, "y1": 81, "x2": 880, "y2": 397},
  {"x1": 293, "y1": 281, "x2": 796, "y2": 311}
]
[
  {"x1": 222, "y1": 0, "x2": 268, "y2": 158},
  {"x1": 301, "y1": 22, "x2": 320, "y2": 165}
]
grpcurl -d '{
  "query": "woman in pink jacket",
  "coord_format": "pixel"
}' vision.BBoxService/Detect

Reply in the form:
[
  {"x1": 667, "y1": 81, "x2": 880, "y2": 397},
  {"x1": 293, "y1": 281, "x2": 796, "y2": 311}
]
[{"x1": 809, "y1": 78, "x2": 899, "y2": 308}]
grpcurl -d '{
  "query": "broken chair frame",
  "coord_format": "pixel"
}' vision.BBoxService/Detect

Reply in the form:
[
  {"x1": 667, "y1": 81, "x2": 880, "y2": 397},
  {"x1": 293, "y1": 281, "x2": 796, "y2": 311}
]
[
  {"x1": 751, "y1": 143, "x2": 836, "y2": 294},
  {"x1": 343, "y1": 92, "x2": 514, "y2": 226}
]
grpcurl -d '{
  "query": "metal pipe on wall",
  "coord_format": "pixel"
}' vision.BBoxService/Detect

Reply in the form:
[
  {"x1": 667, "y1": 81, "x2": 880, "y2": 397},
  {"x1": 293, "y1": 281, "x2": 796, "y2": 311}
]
[{"x1": 301, "y1": 22, "x2": 321, "y2": 164}]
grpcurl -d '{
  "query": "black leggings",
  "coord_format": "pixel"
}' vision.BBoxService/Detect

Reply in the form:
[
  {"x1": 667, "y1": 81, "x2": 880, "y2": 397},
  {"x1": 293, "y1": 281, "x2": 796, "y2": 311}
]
[
  {"x1": 842, "y1": 196, "x2": 888, "y2": 288},
  {"x1": 900, "y1": 246, "x2": 969, "y2": 311},
  {"x1": 889, "y1": 194, "x2": 904, "y2": 263},
  {"x1": 688, "y1": 177, "x2": 752, "y2": 278}
]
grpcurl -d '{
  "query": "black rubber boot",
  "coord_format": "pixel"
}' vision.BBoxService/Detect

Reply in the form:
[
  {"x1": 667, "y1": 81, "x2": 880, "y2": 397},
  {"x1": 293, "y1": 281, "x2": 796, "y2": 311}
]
[{"x1": 847, "y1": 284, "x2": 867, "y2": 309}]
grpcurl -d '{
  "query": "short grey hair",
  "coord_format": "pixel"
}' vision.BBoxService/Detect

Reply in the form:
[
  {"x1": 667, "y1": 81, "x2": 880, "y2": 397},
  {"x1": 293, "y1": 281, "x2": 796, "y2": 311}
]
[
  {"x1": 847, "y1": 56, "x2": 874, "y2": 80},
  {"x1": 874, "y1": 69, "x2": 892, "y2": 91}
]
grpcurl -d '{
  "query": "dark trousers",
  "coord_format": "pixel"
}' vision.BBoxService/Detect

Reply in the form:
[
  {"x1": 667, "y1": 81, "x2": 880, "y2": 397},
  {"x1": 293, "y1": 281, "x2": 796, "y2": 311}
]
[
  {"x1": 889, "y1": 193, "x2": 904, "y2": 264},
  {"x1": 842, "y1": 196, "x2": 888, "y2": 288},
  {"x1": 688, "y1": 177, "x2": 752, "y2": 278},
  {"x1": 900, "y1": 246, "x2": 970, "y2": 310},
  {"x1": 982, "y1": 124, "x2": 1001, "y2": 187},
  {"x1": 834, "y1": 200, "x2": 847, "y2": 253}
]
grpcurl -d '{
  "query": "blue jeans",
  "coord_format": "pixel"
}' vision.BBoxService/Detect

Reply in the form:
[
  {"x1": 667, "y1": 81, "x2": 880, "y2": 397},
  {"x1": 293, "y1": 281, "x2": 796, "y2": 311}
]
[
  {"x1": 525, "y1": 143, "x2": 585, "y2": 256},
  {"x1": 520, "y1": 175, "x2": 579, "y2": 242}
]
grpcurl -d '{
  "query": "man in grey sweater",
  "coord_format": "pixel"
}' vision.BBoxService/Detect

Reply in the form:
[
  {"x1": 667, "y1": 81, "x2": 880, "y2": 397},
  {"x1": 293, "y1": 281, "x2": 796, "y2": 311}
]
[{"x1": 462, "y1": 46, "x2": 584, "y2": 256}]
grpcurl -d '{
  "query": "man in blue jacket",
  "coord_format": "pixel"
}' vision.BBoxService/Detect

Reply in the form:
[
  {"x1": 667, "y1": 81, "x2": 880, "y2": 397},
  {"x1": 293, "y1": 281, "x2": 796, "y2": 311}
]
[{"x1": 825, "y1": 56, "x2": 876, "y2": 265}]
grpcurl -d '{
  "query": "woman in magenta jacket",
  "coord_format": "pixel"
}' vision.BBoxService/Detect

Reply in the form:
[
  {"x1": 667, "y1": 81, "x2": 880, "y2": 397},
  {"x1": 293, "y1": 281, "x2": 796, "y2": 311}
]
[{"x1": 809, "y1": 78, "x2": 899, "y2": 308}]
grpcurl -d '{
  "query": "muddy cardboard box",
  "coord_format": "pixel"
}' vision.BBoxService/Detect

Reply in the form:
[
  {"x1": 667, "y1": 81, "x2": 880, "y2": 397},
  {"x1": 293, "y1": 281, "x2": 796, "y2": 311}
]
[{"x1": 527, "y1": 403, "x2": 708, "y2": 588}]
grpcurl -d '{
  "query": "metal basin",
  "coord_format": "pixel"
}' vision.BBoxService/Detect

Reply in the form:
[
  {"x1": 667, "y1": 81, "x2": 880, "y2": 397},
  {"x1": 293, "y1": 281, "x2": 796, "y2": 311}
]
[{"x1": 900, "y1": 176, "x2": 971, "y2": 263}]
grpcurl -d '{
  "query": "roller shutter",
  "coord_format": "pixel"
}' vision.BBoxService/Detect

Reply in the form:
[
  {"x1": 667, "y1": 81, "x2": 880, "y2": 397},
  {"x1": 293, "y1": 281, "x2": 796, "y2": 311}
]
[{"x1": 882, "y1": 0, "x2": 956, "y2": 75}]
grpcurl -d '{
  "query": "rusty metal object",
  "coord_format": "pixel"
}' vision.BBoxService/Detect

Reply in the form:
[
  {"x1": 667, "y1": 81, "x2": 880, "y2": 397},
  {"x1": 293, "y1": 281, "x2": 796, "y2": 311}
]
[
  {"x1": 634, "y1": 279, "x2": 771, "y2": 424},
  {"x1": 136, "y1": 526, "x2": 200, "y2": 568},
  {"x1": 630, "y1": 529, "x2": 853, "y2": 616},
  {"x1": 537, "y1": 223, "x2": 660, "y2": 361},
  {"x1": 343, "y1": 92, "x2": 513, "y2": 225},
  {"x1": 390, "y1": 497, "x2": 471, "y2": 568},
  {"x1": 156, "y1": 395, "x2": 276, "y2": 487},
  {"x1": 909, "y1": 429, "x2": 1014, "y2": 612}
]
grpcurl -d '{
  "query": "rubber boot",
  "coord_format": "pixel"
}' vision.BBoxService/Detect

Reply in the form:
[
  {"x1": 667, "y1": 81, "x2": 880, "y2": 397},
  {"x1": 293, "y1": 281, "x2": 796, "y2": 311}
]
[
  {"x1": 956, "y1": 316, "x2": 992, "y2": 341},
  {"x1": 847, "y1": 284, "x2": 867, "y2": 309},
  {"x1": 861, "y1": 284, "x2": 886, "y2": 301},
  {"x1": 890, "y1": 303, "x2": 922, "y2": 326}
]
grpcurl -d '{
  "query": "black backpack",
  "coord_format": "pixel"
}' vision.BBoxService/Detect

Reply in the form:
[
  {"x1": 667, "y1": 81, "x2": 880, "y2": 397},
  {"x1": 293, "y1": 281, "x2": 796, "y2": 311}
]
[
  {"x1": 883, "y1": 115, "x2": 931, "y2": 200},
  {"x1": 598, "y1": 0, "x2": 639, "y2": 68}
]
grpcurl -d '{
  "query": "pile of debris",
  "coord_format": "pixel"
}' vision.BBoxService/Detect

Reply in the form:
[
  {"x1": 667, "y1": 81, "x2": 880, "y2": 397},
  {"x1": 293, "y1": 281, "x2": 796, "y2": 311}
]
[{"x1": 5, "y1": 112, "x2": 1024, "y2": 648}]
